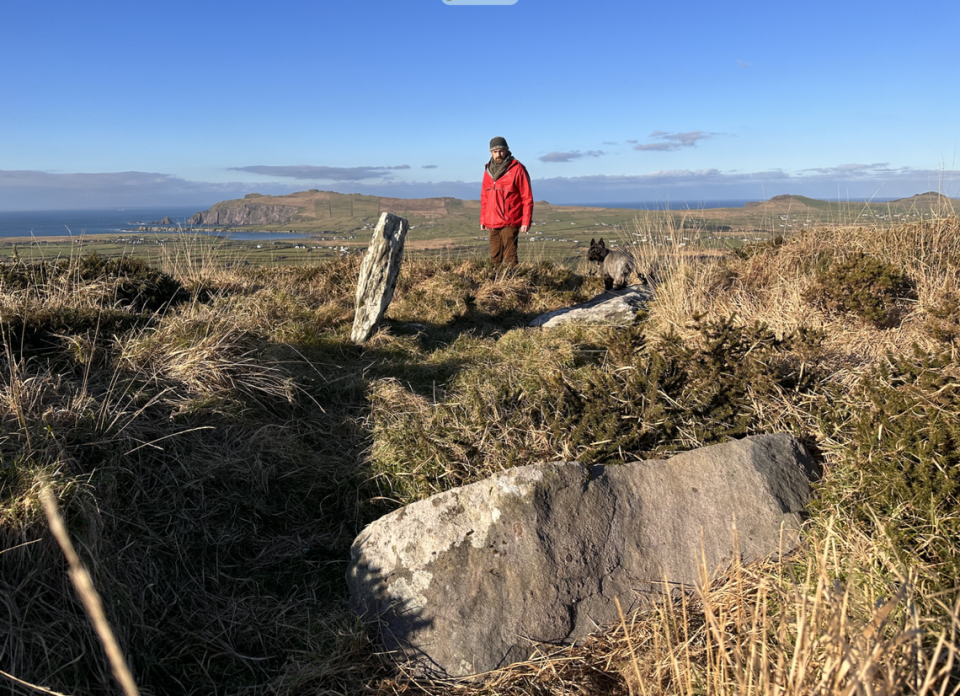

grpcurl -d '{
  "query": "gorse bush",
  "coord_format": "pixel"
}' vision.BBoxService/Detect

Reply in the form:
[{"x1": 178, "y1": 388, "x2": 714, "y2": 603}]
[
  {"x1": 924, "y1": 291, "x2": 960, "y2": 344},
  {"x1": 545, "y1": 316, "x2": 821, "y2": 464},
  {"x1": 369, "y1": 316, "x2": 823, "y2": 504},
  {"x1": 817, "y1": 345, "x2": 960, "y2": 586},
  {"x1": 803, "y1": 252, "x2": 916, "y2": 326}
]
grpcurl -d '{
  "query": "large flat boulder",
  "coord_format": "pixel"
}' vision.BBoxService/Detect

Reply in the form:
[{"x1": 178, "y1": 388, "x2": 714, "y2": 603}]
[
  {"x1": 528, "y1": 284, "x2": 653, "y2": 328},
  {"x1": 347, "y1": 434, "x2": 816, "y2": 678}
]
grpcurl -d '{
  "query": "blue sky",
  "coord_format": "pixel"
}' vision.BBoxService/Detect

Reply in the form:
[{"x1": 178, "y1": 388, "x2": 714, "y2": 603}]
[{"x1": 2, "y1": 0, "x2": 958, "y2": 210}]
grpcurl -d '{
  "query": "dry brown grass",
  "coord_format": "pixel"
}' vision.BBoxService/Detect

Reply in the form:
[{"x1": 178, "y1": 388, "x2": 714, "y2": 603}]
[
  {"x1": 116, "y1": 306, "x2": 298, "y2": 410},
  {"x1": 645, "y1": 218, "x2": 960, "y2": 373},
  {"x1": 0, "y1": 243, "x2": 594, "y2": 695},
  {"x1": 3, "y1": 222, "x2": 959, "y2": 695}
]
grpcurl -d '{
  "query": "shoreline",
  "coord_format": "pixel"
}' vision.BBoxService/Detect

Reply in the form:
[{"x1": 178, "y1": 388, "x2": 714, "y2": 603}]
[{"x1": 0, "y1": 229, "x2": 329, "y2": 244}]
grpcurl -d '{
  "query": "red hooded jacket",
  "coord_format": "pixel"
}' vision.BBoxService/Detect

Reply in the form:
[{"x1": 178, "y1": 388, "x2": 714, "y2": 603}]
[{"x1": 480, "y1": 159, "x2": 534, "y2": 229}]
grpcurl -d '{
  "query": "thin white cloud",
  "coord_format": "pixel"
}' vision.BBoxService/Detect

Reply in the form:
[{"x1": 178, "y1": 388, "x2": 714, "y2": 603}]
[
  {"x1": 229, "y1": 164, "x2": 411, "y2": 181},
  {"x1": 737, "y1": 59, "x2": 751, "y2": 68},
  {"x1": 602, "y1": 141, "x2": 618, "y2": 145},
  {"x1": 800, "y1": 162, "x2": 893, "y2": 176},
  {"x1": 539, "y1": 150, "x2": 606, "y2": 163},
  {"x1": 632, "y1": 142, "x2": 677, "y2": 152},
  {"x1": 422, "y1": 164, "x2": 439, "y2": 169},
  {"x1": 634, "y1": 131, "x2": 724, "y2": 152}
]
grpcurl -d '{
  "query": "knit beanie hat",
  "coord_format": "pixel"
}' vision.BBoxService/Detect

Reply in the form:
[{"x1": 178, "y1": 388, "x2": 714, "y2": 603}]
[{"x1": 489, "y1": 136, "x2": 509, "y2": 151}]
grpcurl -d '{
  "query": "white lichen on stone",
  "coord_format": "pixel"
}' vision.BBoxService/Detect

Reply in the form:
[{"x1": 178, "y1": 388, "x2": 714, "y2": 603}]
[
  {"x1": 496, "y1": 466, "x2": 544, "y2": 497},
  {"x1": 390, "y1": 569, "x2": 434, "y2": 610},
  {"x1": 358, "y1": 466, "x2": 546, "y2": 583}
]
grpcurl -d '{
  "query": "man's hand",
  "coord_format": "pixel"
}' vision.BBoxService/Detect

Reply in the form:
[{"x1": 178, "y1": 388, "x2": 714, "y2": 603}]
[
  {"x1": 520, "y1": 225, "x2": 529, "y2": 234},
  {"x1": 480, "y1": 224, "x2": 486, "y2": 230}
]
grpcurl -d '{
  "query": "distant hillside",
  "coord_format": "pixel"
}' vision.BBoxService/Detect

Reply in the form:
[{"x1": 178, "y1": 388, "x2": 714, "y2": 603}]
[
  {"x1": 888, "y1": 192, "x2": 958, "y2": 206},
  {"x1": 188, "y1": 190, "x2": 596, "y2": 228},
  {"x1": 178, "y1": 189, "x2": 957, "y2": 242},
  {"x1": 742, "y1": 192, "x2": 959, "y2": 213},
  {"x1": 743, "y1": 195, "x2": 831, "y2": 211}
]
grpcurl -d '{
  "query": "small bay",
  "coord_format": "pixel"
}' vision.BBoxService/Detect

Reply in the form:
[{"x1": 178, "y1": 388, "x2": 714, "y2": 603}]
[{"x1": 0, "y1": 208, "x2": 312, "y2": 241}]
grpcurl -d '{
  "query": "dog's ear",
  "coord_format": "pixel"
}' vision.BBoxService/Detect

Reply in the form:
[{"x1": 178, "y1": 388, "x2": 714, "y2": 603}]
[
  {"x1": 590, "y1": 238, "x2": 596, "y2": 245},
  {"x1": 598, "y1": 238, "x2": 605, "y2": 247}
]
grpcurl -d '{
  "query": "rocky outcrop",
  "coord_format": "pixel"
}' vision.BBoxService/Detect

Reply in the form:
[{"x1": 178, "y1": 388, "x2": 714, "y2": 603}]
[
  {"x1": 528, "y1": 284, "x2": 653, "y2": 328},
  {"x1": 351, "y1": 212, "x2": 409, "y2": 343},
  {"x1": 347, "y1": 434, "x2": 816, "y2": 678},
  {"x1": 188, "y1": 203, "x2": 300, "y2": 226}
]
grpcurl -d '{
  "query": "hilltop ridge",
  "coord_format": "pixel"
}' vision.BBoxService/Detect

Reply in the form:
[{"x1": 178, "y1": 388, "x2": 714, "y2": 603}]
[
  {"x1": 186, "y1": 190, "x2": 960, "y2": 234},
  {"x1": 889, "y1": 191, "x2": 957, "y2": 206},
  {"x1": 743, "y1": 194, "x2": 828, "y2": 210},
  {"x1": 187, "y1": 190, "x2": 596, "y2": 228}
]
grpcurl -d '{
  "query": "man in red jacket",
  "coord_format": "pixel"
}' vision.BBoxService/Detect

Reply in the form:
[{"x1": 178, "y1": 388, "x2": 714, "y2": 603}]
[{"x1": 480, "y1": 136, "x2": 533, "y2": 265}]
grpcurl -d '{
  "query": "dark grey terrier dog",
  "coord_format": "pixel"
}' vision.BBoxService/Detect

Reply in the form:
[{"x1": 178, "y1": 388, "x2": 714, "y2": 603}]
[{"x1": 587, "y1": 238, "x2": 635, "y2": 291}]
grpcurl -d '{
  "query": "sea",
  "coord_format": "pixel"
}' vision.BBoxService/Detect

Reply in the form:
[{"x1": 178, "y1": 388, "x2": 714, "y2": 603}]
[{"x1": 0, "y1": 207, "x2": 313, "y2": 241}]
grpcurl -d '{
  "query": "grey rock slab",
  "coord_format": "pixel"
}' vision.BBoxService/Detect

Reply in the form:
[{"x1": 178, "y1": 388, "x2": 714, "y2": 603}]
[
  {"x1": 351, "y1": 212, "x2": 409, "y2": 343},
  {"x1": 528, "y1": 284, "x2": 653, "y2": 328},
  {"x1": 347, "y1": 433, "x2": 816, "y2": 678}
]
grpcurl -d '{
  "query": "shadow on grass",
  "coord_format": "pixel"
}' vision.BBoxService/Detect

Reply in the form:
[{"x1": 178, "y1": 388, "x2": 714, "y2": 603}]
[{"x1": 0, "y1": 256, "x2": 596, "y2": 694}]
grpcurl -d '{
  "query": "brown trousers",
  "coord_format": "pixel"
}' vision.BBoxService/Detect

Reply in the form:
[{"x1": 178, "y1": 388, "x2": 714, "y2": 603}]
[{"x1": 488, "y1": 226, "x2": 519, "y2": 265}]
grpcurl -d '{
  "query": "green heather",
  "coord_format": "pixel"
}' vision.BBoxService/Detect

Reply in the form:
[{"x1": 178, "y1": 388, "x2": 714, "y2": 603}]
[{"x1": 1, "y1": 215, "x2": 959, "y2": 694}]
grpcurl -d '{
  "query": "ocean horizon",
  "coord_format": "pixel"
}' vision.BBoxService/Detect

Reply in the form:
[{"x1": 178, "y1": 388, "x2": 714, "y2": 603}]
[{"x1": 0, "y1": 207, "x2": 203, "y2": 238}]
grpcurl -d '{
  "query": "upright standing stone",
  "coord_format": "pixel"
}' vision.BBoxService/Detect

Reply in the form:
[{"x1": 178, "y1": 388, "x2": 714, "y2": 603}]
[{"x1": 351, "y1": 212, "x2": 409, "y2": 343}]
